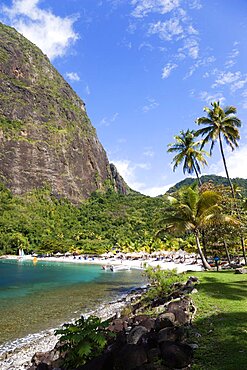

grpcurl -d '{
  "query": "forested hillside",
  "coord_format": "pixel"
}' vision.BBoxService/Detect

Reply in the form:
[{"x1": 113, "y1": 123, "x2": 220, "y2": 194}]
[
  {"x1": 167, "y1": 175, "x2": 247, "y2": 197},
  {"x1": 0, "y1": 183, "x2": 168, "y2": 255},
  {"x1": 1, "y1": 175, "x2": 246, "y2": 258}
]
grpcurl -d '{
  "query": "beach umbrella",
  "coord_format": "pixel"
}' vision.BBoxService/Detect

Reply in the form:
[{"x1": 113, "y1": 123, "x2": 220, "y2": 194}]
[{"x1": 55, "y1": 252, "x2": 64, "y2": 256}]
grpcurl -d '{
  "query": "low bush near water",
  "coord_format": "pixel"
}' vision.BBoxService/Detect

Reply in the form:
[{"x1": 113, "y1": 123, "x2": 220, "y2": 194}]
[
  {"x1": 143, "y1": 267, "x2": 184, "y2": 301},
  {"x1": 55, "y1": 315, "x2": 114, "y2": 369}
]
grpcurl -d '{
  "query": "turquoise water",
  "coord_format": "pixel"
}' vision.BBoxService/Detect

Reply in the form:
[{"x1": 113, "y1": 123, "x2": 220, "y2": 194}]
[{"x1": 0, "y1": 259, "x2": 143, "y2": 345}]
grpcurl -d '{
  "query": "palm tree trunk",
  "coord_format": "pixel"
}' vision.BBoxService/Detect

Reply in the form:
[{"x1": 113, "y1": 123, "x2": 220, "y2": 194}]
[
  {"x1": 241, "y1": 236, "x2": 247, "y2": 265},
  {"x1": 223, "y1": 240, "x2": 231, "y2": 265},
  {"x1": 218, "y1": 134, "x2": 247, "y2": 262},
  {"x1": 201, "y1": 230, "x2": 207, "y2": 260},
  {"x1": 195, "y1": 231, "x2": 211, "y2": 270},
  {"x1": 192, "y1": 163, "x2": 202, "y2": 186},
  {"x1": 218, "y1": 133, "x2": 235, "y2": 198}
]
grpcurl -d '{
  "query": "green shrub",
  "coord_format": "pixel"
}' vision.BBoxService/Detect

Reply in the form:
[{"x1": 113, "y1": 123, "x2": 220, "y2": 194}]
[
  {"x1": 144, "y1": 267, "x2": 184, "y2": 301},
  {"x1": 55, "y1": 315, "x2": 113, "y2": 369}
]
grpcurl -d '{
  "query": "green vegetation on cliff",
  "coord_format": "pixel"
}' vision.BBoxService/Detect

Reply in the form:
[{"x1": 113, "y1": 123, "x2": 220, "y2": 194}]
[
  {"x1": 0, "y1": 183, "x2": 166, "y2": 255},
  {"x1": 0, "y1": 22, "x2": 127, "y2": 202},
  {"x1": 0, "y1": 177, "x2": 246, "y2": 257}
]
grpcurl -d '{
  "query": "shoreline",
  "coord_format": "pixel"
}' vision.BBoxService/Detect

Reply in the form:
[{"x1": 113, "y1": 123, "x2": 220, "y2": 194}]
[
  {"x1": 0, "y1": 254, "x2": 203, "y2": 369},
  {"x1": 1, "y1": 254, "x2": 204, "y2": 273},
  {"x1": 0, "y1": 285, "x2": 146, "y2": 370}
]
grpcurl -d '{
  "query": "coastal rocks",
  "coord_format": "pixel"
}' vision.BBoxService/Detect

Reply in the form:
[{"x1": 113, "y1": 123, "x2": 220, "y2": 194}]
[
  {"x1": 74, "y1": 278, "x2": 198, "y2": 370},
  {"x1": 127, "y1": 326, "x2": 149, "y2": 344},
  {"x1": 18, "y1": 277, "x2": 198, "y2": 370},
  {"x1": 166, "y1": 297, "x2": 192, "y2": 326},
  {"x1": 155, "y1": 313, "x2": 176, "y2": 330},
  {"x1": 159, "y1": 341, "x2": 193, "y2": 369},
  {"x1": 113, "y1": 344, "x2": 148, "y2": 370},
  {"x1": 31, "y1": 347, "x2": 63, "y2": 369},
  {"x1": 157, "y1": 327, "x2": 186, "y2": 344},
  {"x1": 0, "y1": 293, "x2": 141, "y2": 370}
]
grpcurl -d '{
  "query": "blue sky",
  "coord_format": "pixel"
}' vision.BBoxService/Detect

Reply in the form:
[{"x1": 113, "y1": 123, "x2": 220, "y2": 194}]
[{"x1": 1, "y1": 0, "x2": 247, "y2": 196}]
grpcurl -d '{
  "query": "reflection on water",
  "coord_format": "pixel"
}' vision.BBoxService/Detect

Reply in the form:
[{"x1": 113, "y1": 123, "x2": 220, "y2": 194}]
[{"x1": 0, "y1": 259, "x2": 144, "y2": 344}]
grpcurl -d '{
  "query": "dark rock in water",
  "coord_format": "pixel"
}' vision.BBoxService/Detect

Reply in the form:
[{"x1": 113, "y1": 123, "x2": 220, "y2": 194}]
[
  {"x1": 159, "y1": 341, "x2": 193, "y2": 369},
  {"x1": 0, "y1": 22, "x2": 130, "y2": 203},
  {"x1": 113, "y1": 344, "x2": 148, "y2": 370},
  {"x1": 127, "y1": 325, "x2": 148, "y2": 345}
]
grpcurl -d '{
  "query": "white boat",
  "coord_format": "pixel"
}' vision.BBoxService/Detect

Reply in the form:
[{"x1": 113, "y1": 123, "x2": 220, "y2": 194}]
[
  {"x1": 109, "y1": 265, "x2": 131, "y2": 272},
  {"x1": 18, "y1": 249, "x2": 29, "y2": 260}
]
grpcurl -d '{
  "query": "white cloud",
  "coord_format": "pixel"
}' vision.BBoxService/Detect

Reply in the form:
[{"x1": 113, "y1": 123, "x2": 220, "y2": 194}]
[
  {"x1": 212, "y1": 71, "x2": 247, "y2": 92},
  {"x1": 85, "y1": 85, "x2": 91, "y2": 95},
  {"x1": 142, "y1": 98, "x2": 159, "y2": 112},
  {"x1": 241, "y1": 90, "x2": 247, "y2": 110},
  {"x1": 180, "y1": 37, "x2": 199, "y2": 59},
  {"x1": 188, "y1": 0, "x2": 202, "y2": 9},
  {"x1": 141, "y1": 183, "x2": 174, "y2": 196},
  {"x1": 143, "y1": 148, "x2": 155, "y2": 157},
  {"x1": 2, "y1": 0, "x2": 79, "y2": 60},
  {"x1": 225, "y1": 46, "x2": 240, "y2": 68},
  {"x1": 162, "y1": 62, "x2": 177, "y2": 78},
  {"x1": 131, "y1": 0, "x2": 180, "y2": 18},
  {"x1": 99, "y1": 113, "x2": 119, "y2": 127},
  {"x1": 148, "y1": 18, "x2": 184, "y2": 41},
  {"x1": 112, "y1": 159, "x2": 146, "y2": 191},
  {"x1": 207, "y1": 146, "x2": 247, "y2": 179},
  {"x1": 184, "y1": 55, "x2": 216, "y2": 78},
  {"x1": 138, "y1": 42, "x2": 154, "y2": 51},
  {"x1": 198, "y1": 91, "x2": 225, "y2": 105},
  {"x1": 213, "y1": 71, "x2": 241, "y2": 86},
  {"x1": 66, "y1": 72, "x2": 80, "y2": 82}
]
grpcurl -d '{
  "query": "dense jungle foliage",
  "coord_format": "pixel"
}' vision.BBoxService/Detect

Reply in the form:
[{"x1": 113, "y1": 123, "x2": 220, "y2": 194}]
[
  {"x1": 0, "y1": 175, "x2": 246, "y2": 258},
  {"x1": 0, "y1": 183, "x2": 167, "y2": 255}
]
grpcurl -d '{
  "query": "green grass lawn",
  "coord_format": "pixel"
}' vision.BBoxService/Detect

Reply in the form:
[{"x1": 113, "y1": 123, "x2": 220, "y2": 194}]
[{"x1": 187, "y1": 271, "x2": 247, "y2": 370}]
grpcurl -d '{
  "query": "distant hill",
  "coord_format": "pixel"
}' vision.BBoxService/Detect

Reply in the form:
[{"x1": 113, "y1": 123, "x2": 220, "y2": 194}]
[{"x1": 167, "y1": 175, "x2": 247, "y2": 197}]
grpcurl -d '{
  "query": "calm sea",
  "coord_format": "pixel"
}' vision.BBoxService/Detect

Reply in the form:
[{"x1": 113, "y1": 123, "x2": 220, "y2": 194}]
[{"x1": 0, "y1": 259, "x2": 143, "y2": 346}]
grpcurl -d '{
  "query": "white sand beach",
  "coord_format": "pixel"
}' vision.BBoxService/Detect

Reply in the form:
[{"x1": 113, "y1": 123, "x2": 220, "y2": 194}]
[{"x1": 3, "y1": 251, "x2": 204, "y2": 273}]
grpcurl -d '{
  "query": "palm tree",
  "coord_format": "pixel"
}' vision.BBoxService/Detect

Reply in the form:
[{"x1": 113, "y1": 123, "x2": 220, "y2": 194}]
[
  {"x1": 195, "y1": 101, "x2": 241, "y2": 197},
  {"x1": 162, "y1": 187, "x2": 239, "y2": 270},
  {"x1": 167, "y1": 129, "x2": 208, "y2": 186}
]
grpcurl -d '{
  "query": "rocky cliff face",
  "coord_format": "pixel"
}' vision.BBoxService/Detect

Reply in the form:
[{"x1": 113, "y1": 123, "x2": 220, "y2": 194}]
[{"x1": 0, "y1": 23, "x2": 129, "y2": 202}]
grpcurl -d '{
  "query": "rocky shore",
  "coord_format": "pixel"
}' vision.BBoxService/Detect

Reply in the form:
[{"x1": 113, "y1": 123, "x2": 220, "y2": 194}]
[
  {"x1": 0, "y1": 288, "x2": 146, "y2": 370},
  {"x1": 26, "y1": 276, "x2": 199, "y2": 370}
]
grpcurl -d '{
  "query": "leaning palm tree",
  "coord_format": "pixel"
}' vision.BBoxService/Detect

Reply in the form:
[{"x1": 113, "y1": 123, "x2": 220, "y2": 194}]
[
  {"x1": 195, "y1": 101, "x2": 241, "y2": 197},
  {"x1": 162, "y1": 187, "x2": 239, "y2": 270},
  {"x1": 167, "y1": 129, "x2": 208, "y2": 186}
]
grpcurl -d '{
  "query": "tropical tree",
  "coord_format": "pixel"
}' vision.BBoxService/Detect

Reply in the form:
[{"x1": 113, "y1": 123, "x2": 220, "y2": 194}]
[
  {"x1": 196, "y1": 101, "x2": 241, "y2": 197},
  {"x1": 196, "y1": 102, "x2": 247, "y2": 263},
  {"x1": 161, "y1": 187, "x2": 239, "y2": 270},
  {"x1": 167, "y1": 129, "x2": 208, "y2": 186}
]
